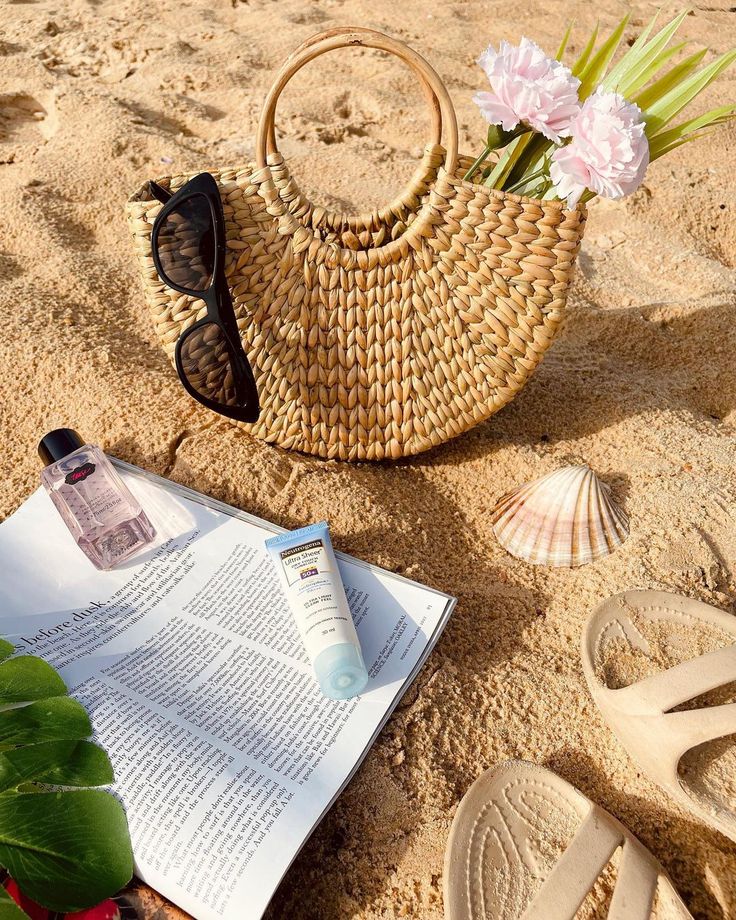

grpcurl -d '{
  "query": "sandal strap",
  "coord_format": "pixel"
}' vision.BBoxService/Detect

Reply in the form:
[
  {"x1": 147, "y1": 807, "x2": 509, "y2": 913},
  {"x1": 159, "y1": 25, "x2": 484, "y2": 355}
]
[
  {"x1": 663, "y1": 701, "x2": 736, "y2": 752},
  {"x1": 607, "y1": 838, "x2": 659, "y2": 920},
  {"x1": 523, "y1": 811, "x2": 662, "y2": 920},
  {"x1": 612, "y1": 643, "x2": 736, "y2": 715},
  {"x1": 521, "y1": 807, "x2": 621, "y2": 920}
]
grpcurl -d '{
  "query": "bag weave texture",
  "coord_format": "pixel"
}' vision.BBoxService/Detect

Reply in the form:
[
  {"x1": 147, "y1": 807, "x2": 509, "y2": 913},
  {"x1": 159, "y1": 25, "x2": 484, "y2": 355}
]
[{"x1": 127, "y1": 29, "x2": 586, "y2": 461}]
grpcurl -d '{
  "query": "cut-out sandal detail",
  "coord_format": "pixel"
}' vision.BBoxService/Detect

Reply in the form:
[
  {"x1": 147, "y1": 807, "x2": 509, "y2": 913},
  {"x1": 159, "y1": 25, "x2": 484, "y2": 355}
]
[
  {"x1": 443, "y1": 760, "x2": 691, "y2": 919},
  {"x1": 582, "y1": 589, "x2": 736, "y2": 842}
]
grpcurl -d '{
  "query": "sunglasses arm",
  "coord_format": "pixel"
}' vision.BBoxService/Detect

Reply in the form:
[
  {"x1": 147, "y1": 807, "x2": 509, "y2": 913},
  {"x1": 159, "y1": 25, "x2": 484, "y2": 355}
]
[{"x1": 149, "y1": 180, "x2": 173, "y2": 204}]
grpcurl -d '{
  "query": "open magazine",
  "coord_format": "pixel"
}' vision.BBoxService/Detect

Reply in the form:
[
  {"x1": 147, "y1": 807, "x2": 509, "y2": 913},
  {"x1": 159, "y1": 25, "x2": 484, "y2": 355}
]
[{"x1": 0, "y1": 461, "x2": 455, "y2": 920}]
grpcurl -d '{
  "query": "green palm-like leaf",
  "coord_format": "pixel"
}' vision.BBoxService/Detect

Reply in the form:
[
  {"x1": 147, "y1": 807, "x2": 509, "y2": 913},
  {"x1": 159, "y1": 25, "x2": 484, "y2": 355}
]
[
  {"x1": 600, "y1": 10, "x2": 660, "y2": 89},
  {"x1": 620, "y1": 41, "x2": 689, "y2": 97},
  {"x1": 486, "y1": 133, "x2": 533, "y2": 189},
  {"x1": 644, "y1": 49, "x2": 736, "y2": 135},
  {"x1": 634, "y1": 47, "x2": 708, "y2": 110},
  {"x1": 502, "y1": 134, "x2": 553, "y2": 191},
  {"x1": 577, "y1": 14, "x2": 630, "y2": 98},
  {"x1": 603, "y1": 10, "x2": 688, "y2": 96},
  {"x1": 0, "y1": 649, "x2": 132, "y2": 918},
  {"x1": 649, "y1": 105, "x2": 736, "y2": 159},
  {"x1": 556, "y1": 21, "x2": 575, "y2": 62},
  {"x1": 571, "y1": 22, "x2": 599, "y2": 76},
  {"x1": 649, "y1": 131, "x2": 706, "y2": 159}
]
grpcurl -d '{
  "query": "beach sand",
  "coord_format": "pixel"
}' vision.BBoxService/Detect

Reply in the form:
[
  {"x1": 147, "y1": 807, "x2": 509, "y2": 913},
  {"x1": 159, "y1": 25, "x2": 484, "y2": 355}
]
[{"x1": 2, "y1": 0, "x2": 736, "y2": 917}]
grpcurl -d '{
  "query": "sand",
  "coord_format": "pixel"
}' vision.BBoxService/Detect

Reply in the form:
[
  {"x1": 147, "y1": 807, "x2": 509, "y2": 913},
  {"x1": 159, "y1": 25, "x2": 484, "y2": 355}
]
[{"x1": 2, "y1": 0, "x2": 736, "y2": 917}]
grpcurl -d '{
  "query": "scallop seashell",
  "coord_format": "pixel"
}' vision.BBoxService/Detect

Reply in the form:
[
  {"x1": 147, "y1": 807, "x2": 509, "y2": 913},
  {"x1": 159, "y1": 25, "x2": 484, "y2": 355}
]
[{"x1": 491, "y1": 465, "x2": 629, "y2": 567}]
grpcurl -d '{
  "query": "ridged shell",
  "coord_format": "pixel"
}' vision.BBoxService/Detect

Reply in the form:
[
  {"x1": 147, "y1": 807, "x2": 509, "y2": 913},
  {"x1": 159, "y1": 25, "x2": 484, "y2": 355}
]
[{"x1": 491, "y1": 465, "x2": 629, "y2": 567}]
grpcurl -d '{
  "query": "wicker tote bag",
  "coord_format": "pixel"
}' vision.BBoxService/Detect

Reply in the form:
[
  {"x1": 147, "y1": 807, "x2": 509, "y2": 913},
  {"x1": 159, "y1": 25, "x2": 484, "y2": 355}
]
[{"x1": 127, "y1": 28, "x2": 587, "y2": 461}]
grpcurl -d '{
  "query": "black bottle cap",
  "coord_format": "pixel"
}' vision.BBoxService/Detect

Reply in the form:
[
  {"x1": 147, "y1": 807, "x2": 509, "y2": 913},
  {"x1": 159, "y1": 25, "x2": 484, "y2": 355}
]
[{"x1": 38, "y1": 428, "x2": 85, "y2": 466}]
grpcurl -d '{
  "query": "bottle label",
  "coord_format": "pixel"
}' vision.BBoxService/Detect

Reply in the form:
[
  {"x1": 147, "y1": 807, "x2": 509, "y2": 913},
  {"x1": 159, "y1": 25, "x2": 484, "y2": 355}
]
[
  {"x1": 275, "y1": 537, "x2": 359, "y2": 659},
  {"x1": 64, "y1": 462, "x2": 96, "y2": 485}
]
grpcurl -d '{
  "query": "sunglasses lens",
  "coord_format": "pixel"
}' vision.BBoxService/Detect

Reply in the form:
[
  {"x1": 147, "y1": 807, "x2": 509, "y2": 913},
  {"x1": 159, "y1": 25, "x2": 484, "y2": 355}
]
[
  {"x1": 179, "y1": 323, "x2": 240, "y2": 407},
  {"x1": 156, "y1": 194, "x2": 215, "y2": 292}
]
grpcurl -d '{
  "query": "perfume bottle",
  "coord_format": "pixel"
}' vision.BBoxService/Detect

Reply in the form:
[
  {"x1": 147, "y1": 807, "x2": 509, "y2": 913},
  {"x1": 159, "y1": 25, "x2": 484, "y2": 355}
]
[{"x1": 39, "y1": 428, "x2": 156, "y2": 570}]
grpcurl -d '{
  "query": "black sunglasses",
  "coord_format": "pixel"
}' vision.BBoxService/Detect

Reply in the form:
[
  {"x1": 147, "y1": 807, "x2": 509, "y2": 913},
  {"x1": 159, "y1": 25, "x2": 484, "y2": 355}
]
[{"x1": 149, "y1": 172, "x2": 259, "y2": 423}]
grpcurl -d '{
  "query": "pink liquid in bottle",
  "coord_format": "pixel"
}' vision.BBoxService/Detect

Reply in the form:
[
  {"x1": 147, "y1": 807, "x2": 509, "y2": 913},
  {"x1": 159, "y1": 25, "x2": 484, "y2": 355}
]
[{"x1": 39, "y1": 429, "x2": 155, "y2": 570}]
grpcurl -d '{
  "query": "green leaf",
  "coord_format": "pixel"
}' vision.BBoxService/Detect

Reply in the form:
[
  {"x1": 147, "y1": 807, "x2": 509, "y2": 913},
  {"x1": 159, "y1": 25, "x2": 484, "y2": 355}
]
[
  {"x1": 634, "y1": 48, "x2": 708, "y2": 110},
  {"x1": 572, "y1": 22, "x2": 599, "y2": 77},
  {"x1": 0, "y1": 642, "x2": 132, "y2": 914},
  {"x1": 649, "y1": 105, "x2": 736, "y2": 158},
  {"x1": 601, "y1": 9, "x2": 660, "y2": 90},
  {"x1": 655, "y1": 103, "x2": 735, "y2": 138},
  {"x1": 465, "y1": 124, "x2": 527, "y2": 182},
  {"x1": 578, "y1": 13, "x2": 631, "y2": 99},
  {"x1": 486, "y1": 133, "x2": 532, "y2": 189},
  {"x1": 0, "y1": 790, "x2": 133, "y2": 912},
  {"x1": 463, "y1": 145, "x2": 492, "y2": 183},
  {"x1": 503, "y1": 134, "x2": 554, "y2": 190},
  {"x1": 0, "y1": 657, "x2": 67, "y2": 706},
  {"x1": 644, "y1": 49, "x2": 736, "y2": 135},
  {"x1": 649, "y1": 133, "x2": 703, "y2": 159},
  {"x1": 603, "y1": 9, "x2": 688, "y2": 96},
  {"x1": 506, "y1": 165, "x2": 549, "y2": 195},
  {"x1": 0, "y1": 741, "x2": 114, "y2": 793},
  {"x1": 0, "y1": 887, "x2": 29, "y2": 920},
  {"x1": 622, "y1": 41, "x2": 691, "y2": 97},
  {"x1": 556, "y1": 20, "x2": 575, "y2": 62},
  {"x1": 0, "y1": 697, "x2": 91, "y2": 752}
]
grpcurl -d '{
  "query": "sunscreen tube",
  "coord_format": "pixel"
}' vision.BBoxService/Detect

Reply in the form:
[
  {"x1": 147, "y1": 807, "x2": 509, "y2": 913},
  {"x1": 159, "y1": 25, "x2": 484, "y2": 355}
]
[{"x1": 266, "y1": 521, "x2": 369, "y2": 700}]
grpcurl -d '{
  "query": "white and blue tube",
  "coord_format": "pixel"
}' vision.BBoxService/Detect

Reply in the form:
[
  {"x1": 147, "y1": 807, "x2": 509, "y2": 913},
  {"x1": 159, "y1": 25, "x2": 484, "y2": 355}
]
[{"x1": 265, "y1": 521, "x2": 369, "y2": 700}]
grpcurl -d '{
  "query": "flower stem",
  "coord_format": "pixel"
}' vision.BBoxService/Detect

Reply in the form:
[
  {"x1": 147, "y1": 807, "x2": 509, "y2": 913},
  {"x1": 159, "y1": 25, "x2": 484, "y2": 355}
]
[
  {"x1": 502, "y1": 134, "x2": 551, "y2": 190},
  {"x1": 465, "y1": 126, "x2": 532, "y2": 184},
  {"x1": 464, "y1": 145, "x2": 493, "y2": 182},
  {"x1": 506, "y1": 167, "x2": 548, "y2": 195},
  {"x1": 484, "y1": 136, "x2": 521, "y2": 188}
]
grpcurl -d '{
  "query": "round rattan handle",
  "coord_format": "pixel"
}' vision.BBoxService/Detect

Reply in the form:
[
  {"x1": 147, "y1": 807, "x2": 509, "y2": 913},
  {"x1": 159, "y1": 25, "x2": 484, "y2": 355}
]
[
  {"x1": 256, "y1": 28, "x2": 459, "y2": 176},
  {"x1": 264, "y1": 27, "x2": 444, "y2": 156}
]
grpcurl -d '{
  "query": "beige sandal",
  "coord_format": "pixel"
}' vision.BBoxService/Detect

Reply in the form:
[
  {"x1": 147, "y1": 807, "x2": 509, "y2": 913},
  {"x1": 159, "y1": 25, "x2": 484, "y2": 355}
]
[
  {"x1": 582, "y1": 589, "x2": 736, "y2": 843},
  {"x1": 443, "y1": 760, "x2": 691, "y2": 919}
]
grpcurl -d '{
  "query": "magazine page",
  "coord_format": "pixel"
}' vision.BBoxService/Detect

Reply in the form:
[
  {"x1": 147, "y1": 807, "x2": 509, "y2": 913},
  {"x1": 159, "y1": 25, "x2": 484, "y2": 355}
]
[{"x1": 0, "y1": 467, "x2": 455, "y2": 920}]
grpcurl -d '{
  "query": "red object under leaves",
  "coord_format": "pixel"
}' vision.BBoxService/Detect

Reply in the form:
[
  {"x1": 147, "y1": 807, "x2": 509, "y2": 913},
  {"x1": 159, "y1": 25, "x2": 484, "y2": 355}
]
[
  {"x1": 3, "y1": 879, "x2": 121, "y2": 920},
  {"x1": 64, "y1": 901, "x2": 121, "y2": 920}
]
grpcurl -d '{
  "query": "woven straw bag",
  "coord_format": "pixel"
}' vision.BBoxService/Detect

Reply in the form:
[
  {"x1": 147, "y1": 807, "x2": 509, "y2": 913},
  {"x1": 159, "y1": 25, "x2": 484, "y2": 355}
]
[{"x1": 127, "y1": 28, "x2": 586, "y2": 461}]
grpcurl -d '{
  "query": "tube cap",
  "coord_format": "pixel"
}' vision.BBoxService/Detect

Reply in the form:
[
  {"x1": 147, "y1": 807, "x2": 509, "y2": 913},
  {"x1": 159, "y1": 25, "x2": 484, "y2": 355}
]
[
  {"x1": 38, "y1": 428, "x2": 84, "y2": 466},
  {"x1": 313, "y1": 642, "x2": 369, "y2": 701}
]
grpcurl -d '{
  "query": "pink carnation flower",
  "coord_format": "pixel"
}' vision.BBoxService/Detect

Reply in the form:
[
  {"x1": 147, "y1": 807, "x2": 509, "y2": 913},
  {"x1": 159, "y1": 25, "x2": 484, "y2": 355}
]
[
  {"x1": 473, "y1": 37, "x2": 581, "y2": 143},
  {"x1": 550, "y1": 89, "x2": 650, "y2": 208}
]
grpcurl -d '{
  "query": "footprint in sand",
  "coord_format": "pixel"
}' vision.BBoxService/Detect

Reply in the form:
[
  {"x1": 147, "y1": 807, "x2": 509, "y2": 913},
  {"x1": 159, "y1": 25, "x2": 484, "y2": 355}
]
[
  {"x1": 0, "y1": 253, "x2": 24, "y2": 280},
  {"x1": 287, "y1": 6, "x2": 330, "y2": 25},
  {"x1": 0, "y1": 92, "x2": 56, "y2": 149},
  {"x1": 0, "y1": 40, "x2": 23, "y2": 55}
]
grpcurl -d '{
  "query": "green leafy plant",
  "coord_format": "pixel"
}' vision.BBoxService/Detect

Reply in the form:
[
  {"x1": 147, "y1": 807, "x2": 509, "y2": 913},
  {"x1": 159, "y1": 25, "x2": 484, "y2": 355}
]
[
  {"x1": 0, "y1": 638, "x2": 133, "y2": 918},
  {"x1": 0, "y1": 886, "x2": 32, "y2": 920},
  {"x1": 468, "y1": 10, "x2": 736, "y2": 204}
]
